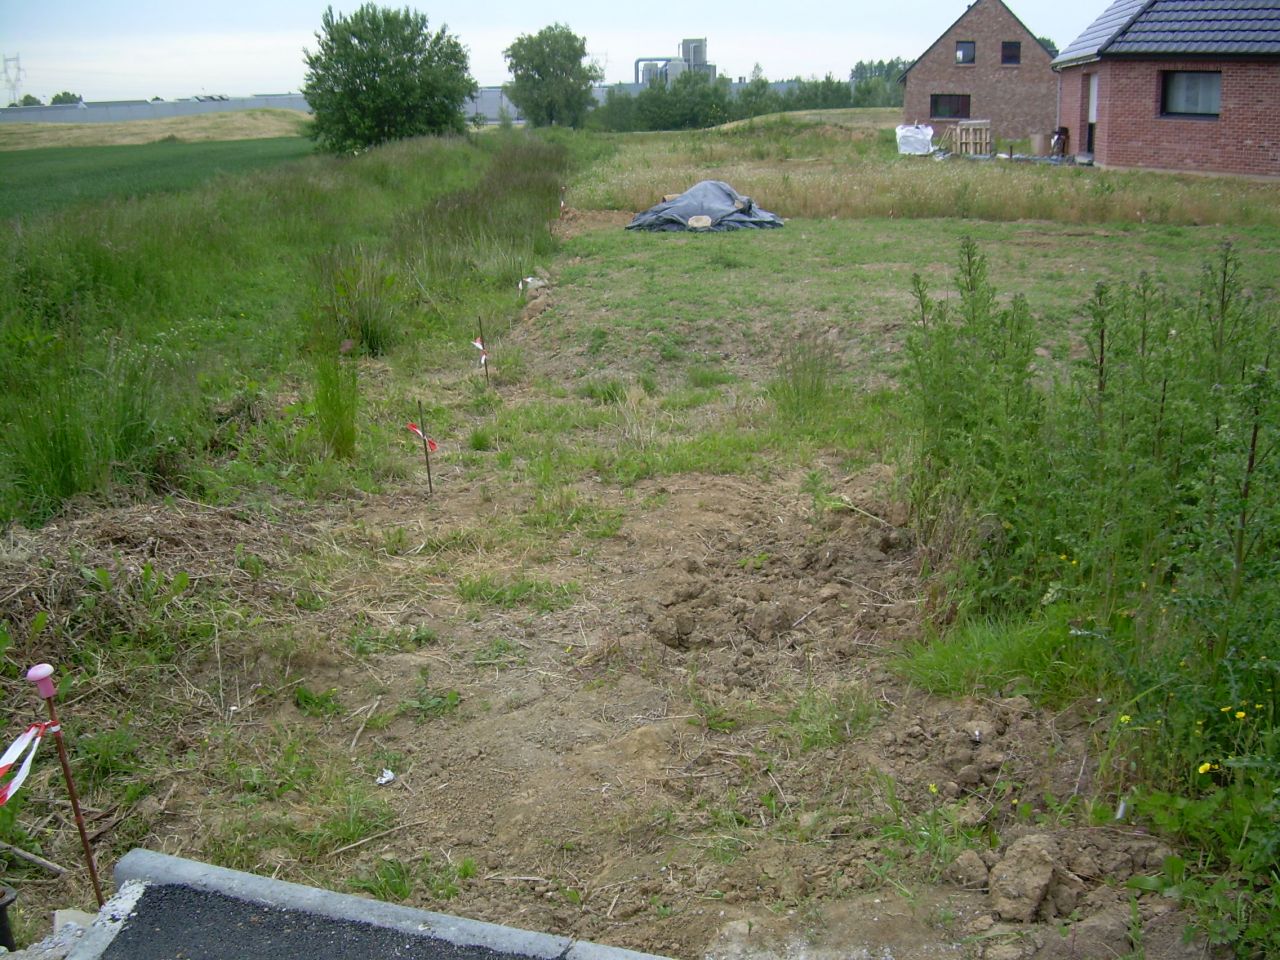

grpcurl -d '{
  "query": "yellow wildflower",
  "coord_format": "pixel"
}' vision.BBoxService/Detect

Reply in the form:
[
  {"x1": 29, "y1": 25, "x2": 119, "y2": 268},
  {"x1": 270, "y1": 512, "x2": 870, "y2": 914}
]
[
  {"x1": 1197, "y1": 762, "x2": 1211, "y2": 774},
  {"x1": 1119, "y1": 715, "x2": 1131, "y2": 724},
  {"x1": 1235, "y1": 711, "x2": 1246, "y2": 719}
]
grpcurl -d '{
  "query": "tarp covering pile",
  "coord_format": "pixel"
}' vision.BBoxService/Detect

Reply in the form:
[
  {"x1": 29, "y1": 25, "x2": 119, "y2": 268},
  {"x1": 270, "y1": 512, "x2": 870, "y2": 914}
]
[{"x1": 625, "y1": 180, "x2": 783, "y2": 232}]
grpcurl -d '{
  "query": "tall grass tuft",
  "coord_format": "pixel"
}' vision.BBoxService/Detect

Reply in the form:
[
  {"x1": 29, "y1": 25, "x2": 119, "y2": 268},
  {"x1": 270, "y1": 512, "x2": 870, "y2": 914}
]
[
  {"x1": 902, "y1": 239, "x2": 1279, "y2": 956},
  {"x1": 312, "y1": 351, "x2": 358, "y2": 460},
  {"x1": 4, "y1": 348, "x2": 169, "y2": 521},
  {"x1": 311, "y1": 246, "x2": 401, "y2": 356},
  {"x1": 767, "y1": 336, "x2": 841, "y2": 428}
]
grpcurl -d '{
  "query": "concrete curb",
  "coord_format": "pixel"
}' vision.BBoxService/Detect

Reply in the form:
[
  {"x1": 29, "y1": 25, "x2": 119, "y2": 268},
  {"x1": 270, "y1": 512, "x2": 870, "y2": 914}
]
[
  {"x1": 86, "y1": 849, "x2": 667, "y2": 960},
  {"x1": 63, "y1": 881, "x2": 146, "y2": 960}
]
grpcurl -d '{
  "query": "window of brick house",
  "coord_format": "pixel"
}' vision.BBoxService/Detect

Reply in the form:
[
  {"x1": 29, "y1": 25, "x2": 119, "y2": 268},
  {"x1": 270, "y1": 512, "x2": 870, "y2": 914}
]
[
  {"x1": 1001, "y1": 41, "x2": 1021, "y2": 64},
  {"x1": 1162, "y1": 71, "x2": 1221, "y2": 117},
  {"x1": 955, "y1": 41, "x2": 975, "y2": 64},
  {"x1": 930, "y1": 94, "x2": 971, "y2": 119}
]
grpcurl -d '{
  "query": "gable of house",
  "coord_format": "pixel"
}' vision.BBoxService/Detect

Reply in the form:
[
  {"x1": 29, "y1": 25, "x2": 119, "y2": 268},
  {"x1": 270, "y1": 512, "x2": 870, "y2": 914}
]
[{"x1": 902, "y1": 0, "x2": 1058, "y2": 142}]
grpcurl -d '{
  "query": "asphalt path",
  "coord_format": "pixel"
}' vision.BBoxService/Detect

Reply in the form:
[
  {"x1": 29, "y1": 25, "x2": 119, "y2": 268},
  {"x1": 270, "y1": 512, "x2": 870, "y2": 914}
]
[{"x1": 100, "y1": 884, "x2": 535, "y2": 960}]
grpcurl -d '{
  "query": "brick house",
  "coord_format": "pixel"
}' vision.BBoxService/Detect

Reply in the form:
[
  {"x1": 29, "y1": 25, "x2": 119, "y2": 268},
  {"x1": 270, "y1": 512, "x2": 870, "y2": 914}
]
[
  {"x1": 1053, "y1": 0, "x2": 1280, "y2": 176},
  {"x1": 901, "y1": 0, "x2": 1057, "y2": 143}
]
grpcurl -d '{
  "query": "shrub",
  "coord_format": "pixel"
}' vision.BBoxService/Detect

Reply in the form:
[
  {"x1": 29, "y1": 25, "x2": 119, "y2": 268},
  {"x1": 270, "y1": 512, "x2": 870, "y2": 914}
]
[{"x1": 302, "y1": 4, "x2": 476, "y2": 152}]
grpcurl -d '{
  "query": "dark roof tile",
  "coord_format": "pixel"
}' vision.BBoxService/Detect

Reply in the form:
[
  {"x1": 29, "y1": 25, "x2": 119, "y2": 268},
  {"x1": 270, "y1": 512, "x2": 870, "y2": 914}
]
[{"x1": 1054, "y1": 0, "x2": 1280, "y2": 65}]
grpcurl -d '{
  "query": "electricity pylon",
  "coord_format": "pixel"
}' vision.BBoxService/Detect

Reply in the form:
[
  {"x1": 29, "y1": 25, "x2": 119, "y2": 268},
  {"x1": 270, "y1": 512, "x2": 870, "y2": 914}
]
[{"x1": 4, "y1": 54, "x2": 26, "y2": 105}]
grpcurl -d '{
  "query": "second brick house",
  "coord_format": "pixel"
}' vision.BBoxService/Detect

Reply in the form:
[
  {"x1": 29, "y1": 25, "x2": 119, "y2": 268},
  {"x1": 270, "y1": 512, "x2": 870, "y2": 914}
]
[
  {"x1": 1052, "y1": 0, "x2": 1280, "y2": 176},
  {"x1": 901, "y1": 0, "x2": 1057, "y2": 144}
]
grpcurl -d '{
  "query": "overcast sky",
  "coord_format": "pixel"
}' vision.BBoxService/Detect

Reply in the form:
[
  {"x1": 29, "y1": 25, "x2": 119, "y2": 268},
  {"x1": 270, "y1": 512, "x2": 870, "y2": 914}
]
[{"x1": 3, "y1": 0, "x2": 1091, "y2": 102}]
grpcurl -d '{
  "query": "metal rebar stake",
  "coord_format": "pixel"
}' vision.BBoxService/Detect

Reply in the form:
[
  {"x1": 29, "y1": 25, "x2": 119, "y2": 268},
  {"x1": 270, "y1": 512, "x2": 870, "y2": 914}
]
[{"x1": 26, "y1": 664, "x2": 105, "y2": 907}]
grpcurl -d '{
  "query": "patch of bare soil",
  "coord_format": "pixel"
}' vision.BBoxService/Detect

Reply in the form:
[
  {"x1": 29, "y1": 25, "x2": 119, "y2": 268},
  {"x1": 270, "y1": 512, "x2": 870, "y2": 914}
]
[
  {"x1": 3, "y1": 471, "x2": 1212, "y2": 959},
  {"x1": 553, "y1": 207, "x2": 635, "y2": 239}
]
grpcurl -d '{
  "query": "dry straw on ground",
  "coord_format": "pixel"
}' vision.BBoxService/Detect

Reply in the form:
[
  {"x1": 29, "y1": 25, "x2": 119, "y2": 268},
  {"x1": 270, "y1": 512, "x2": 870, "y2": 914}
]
[{"x1": 0, "y1": 109, "x2": 310, "y2": 151}]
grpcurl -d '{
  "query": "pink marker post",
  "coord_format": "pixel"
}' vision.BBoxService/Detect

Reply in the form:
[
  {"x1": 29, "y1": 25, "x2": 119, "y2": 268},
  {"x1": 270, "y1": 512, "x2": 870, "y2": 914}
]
[{"x1": 25, "y1": 664, "x2": 104, "y2": 907}]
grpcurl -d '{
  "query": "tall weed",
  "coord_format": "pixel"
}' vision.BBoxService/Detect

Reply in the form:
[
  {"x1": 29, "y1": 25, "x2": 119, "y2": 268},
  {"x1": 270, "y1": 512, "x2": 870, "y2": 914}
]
[
  {"x1": 902, "y1": 240, "x2": 1279, "y2": 955},
  {"x1": 905, "y1": 238, "x2": 1041, "y2": 610}
]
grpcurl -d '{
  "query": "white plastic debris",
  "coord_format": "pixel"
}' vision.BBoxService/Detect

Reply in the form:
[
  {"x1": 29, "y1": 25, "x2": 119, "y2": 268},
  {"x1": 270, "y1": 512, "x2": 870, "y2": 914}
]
[
  {"x1": 895, "y1": 124, "x2": 935, "y2": 155},
  {"x1": 375, "y1": 769, "x2": 396, "y2": 786}
]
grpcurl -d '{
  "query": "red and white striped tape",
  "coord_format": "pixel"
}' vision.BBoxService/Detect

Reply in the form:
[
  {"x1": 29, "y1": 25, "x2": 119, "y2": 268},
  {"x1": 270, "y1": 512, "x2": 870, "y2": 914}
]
[
  {"x1": 0, "y1": 722, "x2": 56, "y2": 805},
  {"x1": 406, "y1": 423, "x2": 438, "y2": 452},
  {"x1": 472, "y1": 338, "x2": 488, "y2": 367}
]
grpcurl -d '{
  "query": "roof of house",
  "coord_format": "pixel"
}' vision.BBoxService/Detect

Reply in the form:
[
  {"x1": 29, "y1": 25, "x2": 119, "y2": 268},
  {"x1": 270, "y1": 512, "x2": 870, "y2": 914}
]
[
  {"x1": 900, "y1": 0, "x2": 1053, "y2": 79},
  {"x1": 1053, "y1": 0, "x2": 1280, "y2": 67}
]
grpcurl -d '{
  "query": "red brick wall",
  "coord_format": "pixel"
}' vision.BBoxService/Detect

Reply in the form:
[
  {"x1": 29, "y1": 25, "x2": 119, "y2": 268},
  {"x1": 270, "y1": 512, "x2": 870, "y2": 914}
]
[
  {"x1": 902, "y1": 0, "x2": 1057, "y2": 142},
  {"x1": 1057, "y1": 60, "x2": 1280, "y2": 176}
]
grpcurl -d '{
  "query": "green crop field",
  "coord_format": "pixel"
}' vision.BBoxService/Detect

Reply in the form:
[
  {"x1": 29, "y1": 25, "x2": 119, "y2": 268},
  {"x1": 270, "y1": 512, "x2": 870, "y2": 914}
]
[{"x1": 0, "y1": 135, "x2": 313, "y2": 218}]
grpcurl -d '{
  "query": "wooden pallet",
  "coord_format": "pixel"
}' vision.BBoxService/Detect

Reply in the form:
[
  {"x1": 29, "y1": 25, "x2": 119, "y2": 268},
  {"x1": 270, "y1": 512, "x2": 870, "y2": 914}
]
[{"x1": 957, "y1": 120, "x2": 992, "y2": 155}]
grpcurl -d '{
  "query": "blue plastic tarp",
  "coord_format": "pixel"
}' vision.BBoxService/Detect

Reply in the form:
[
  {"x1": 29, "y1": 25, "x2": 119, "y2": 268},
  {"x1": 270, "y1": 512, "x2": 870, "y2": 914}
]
[{"x1": 625, "y1": 180, "x2": 783, "y2": 232}]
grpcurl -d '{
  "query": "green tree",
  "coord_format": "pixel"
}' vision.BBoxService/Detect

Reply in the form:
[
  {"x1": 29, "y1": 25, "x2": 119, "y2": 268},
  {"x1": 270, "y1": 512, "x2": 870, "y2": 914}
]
[
  {"x1": 782, "y1": 74, "x2": 853, "y2": 111},
  {"x1": 848, "y1": 58, "x2": 907, "y2": 107},
  {"x1": 850, "y1": 58, "x2": 909, "y2": 84},
  {"x1": 587, "y1": 85, "x2": 639, "y2": 132},
  {"x1": 18, "y1": 94, "x2": 41, "y2": 106},
  {"x1": 50, "y1": 91, "x2": 81, "y2": 105},
  {"x1": 1037, "y1": 36, "x2": 1059, "y2": 57},
  {"x1": 636, "y1": 71, "x2": 730, "y2": 130},
  {"x1": 503, "y1": 23, "x2": 602, "y2": 128},
  {"x1": 732, "y1": 64, "x2": 781, "y2": 120},
  {"x1": 303, "y1": 4, "x2": 475, "y2": 152}
]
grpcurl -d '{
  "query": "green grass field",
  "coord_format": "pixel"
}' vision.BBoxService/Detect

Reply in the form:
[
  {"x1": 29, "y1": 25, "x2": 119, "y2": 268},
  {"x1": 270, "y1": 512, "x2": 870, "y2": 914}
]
[{"x1": 0, "y1": 136, "x2": 313, "y2": 218}]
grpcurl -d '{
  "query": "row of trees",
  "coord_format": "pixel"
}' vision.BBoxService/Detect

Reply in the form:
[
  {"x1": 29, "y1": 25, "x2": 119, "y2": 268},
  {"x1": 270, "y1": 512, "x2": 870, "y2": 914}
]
[
  {"x1": 6, "y1": 91, "x2": 80, "y2": 107},
  {"x1": 301, "y1": 5, "x2": 910, "y2": 151},
  {"x1": 586, "y1": 62, "x2": 908, "y2": 134},
  {"x1": 303, "y1": 8, "x2": 606, "y2": 151}
]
